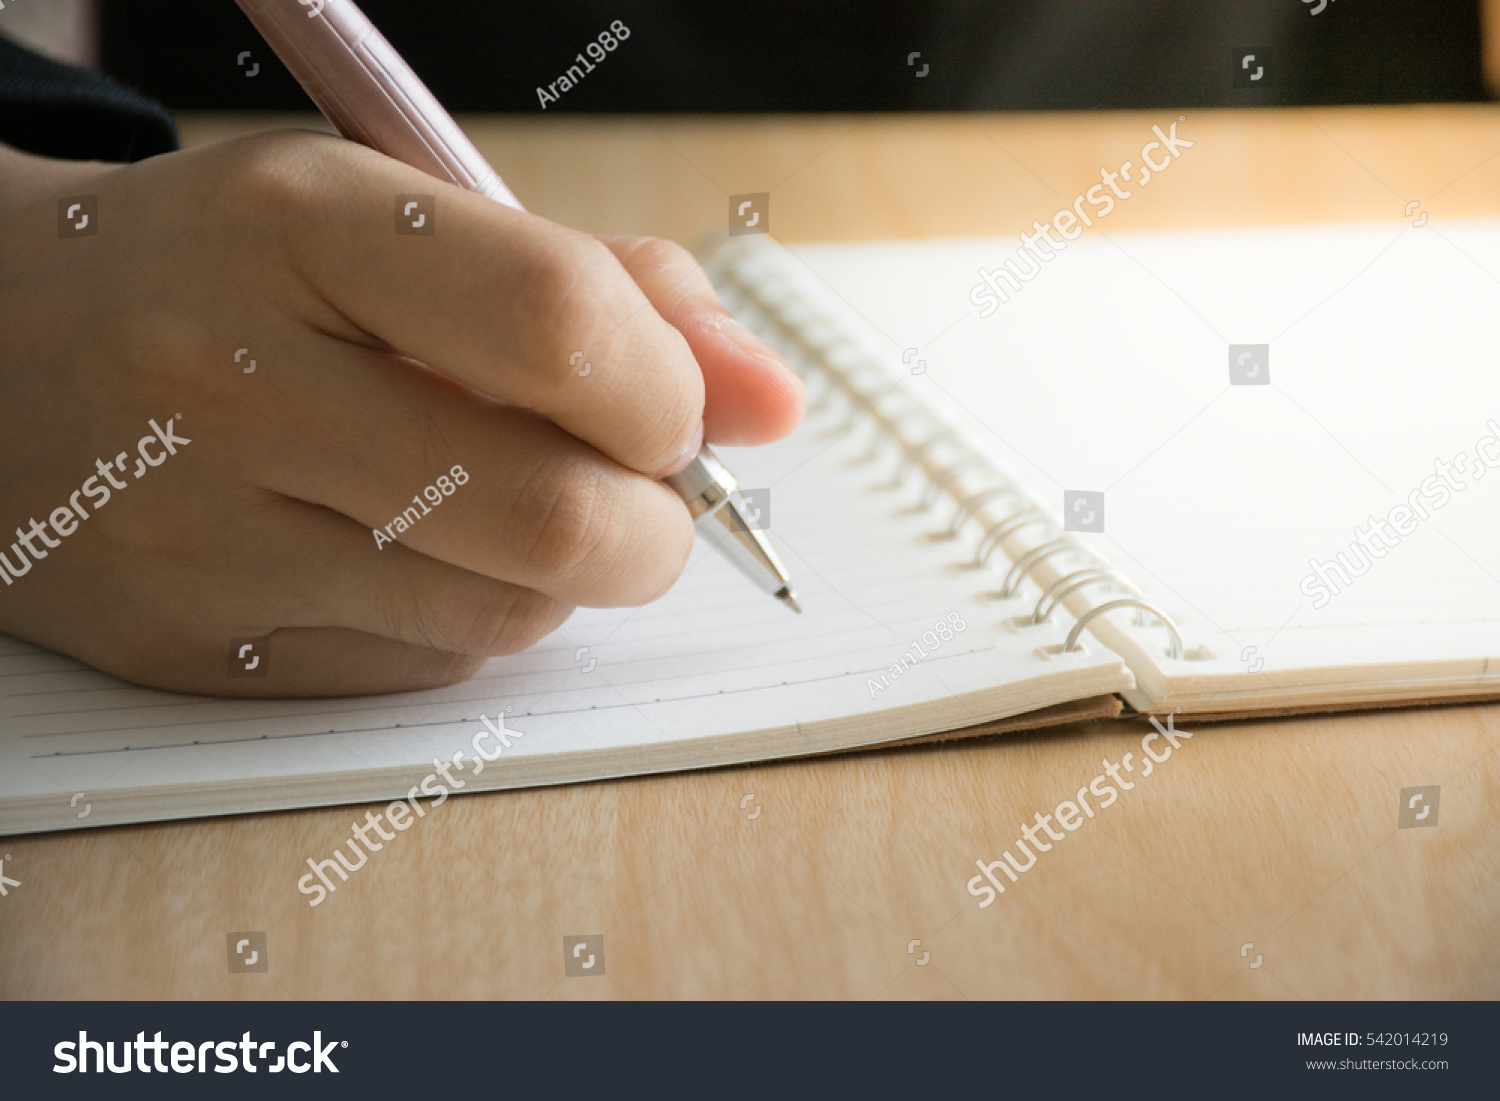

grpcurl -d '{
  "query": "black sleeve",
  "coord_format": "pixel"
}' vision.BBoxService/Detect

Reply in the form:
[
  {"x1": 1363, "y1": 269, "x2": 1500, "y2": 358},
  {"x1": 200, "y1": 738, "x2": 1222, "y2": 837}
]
[{"x1": 0, "y1": 33, "x2": 177, "y2": 162}]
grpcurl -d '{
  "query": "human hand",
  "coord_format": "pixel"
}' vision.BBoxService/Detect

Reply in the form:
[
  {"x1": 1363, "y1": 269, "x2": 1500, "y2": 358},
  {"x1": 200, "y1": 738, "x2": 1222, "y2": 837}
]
[{"x1": 0, "y1": 130, "x2": 804, "y2": 696}]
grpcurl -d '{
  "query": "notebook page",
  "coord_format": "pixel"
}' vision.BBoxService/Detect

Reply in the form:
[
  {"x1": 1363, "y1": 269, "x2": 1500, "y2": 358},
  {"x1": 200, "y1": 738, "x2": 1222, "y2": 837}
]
[
  {"x1": 786, "y1": 222, "x2": 1500, "y2": 704},
  {"x1": 0, "y1": 358, "x2": 1130, "y2": 833}
]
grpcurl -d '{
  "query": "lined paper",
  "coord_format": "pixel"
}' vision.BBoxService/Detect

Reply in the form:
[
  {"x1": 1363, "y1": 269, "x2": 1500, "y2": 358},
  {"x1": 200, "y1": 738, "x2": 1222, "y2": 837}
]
[
  {"x1": 786, "y1": 221, "x2": 1500, "y2": 706},
  {"x1": 0, "y1": 342, "x2": 1130, "y2": 834}
]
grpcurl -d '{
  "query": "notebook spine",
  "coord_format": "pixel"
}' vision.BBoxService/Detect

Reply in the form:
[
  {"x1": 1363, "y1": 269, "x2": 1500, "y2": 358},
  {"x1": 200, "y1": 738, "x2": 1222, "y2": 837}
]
[{"x1": 709, "y1": 238, "x2": 1183, "y2": 660}]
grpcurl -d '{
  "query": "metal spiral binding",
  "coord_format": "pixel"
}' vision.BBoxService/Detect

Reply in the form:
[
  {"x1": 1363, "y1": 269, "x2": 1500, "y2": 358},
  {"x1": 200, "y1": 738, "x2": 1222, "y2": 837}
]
[
  {"x1": 887, "y1": 428, "x2": 961, "y2": 488},
  {"x1": 713, "y1": 239, "x2": 1187, "y2": 664},
  {"x1": 1032, "y1": 567, "x2": 1136, "y2": 624},
  {"x1": 851, "y1": 403, "x2": 928, "y2": 453},
  {"x1": 990, "y1": 538, "x2": 1090, "y2": 601},
  {"x1": 1065, "y1": 600, "x2": 1184, "y2": 661},
  {"x1": 971, "y1": 508, "x2": 1055, "y2": 569},
  {"x1": 934, "y1": 485, "x2": 1023, "y2": 541},
  {"x1": 919, "y1": 454, "x2": 990, "y2": 510}
]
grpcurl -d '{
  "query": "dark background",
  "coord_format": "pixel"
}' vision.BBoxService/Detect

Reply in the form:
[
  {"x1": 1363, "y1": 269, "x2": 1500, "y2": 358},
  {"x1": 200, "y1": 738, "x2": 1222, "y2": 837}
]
[
  {"x1": 8, "y1": 1000, "x2": 1495, "y2": 1096},
  {"x1": 100, "y1": 0, "x2": 1488, "y2": 113}
]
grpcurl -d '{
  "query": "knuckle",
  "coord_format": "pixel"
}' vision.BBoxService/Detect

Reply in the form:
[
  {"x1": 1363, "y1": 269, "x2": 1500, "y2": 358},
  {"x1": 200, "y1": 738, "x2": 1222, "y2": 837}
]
[
  {"x1": 512, "y1": 233, "x2": 618, "y2": 384},
  {"x1": 104, "y1": 302, "x2": 219, "y2": 409},
  {"x1": 634, "y1": 505, "x2": 695, "y2": 604},
  {"x1": 508, "y1": 460, "x2": 694, "y2": 603},
  {"x1": 617, "y1": 235, "x2": 696, "y2": 279},
  {"x1": 418, "y1": 651, "x2": 490, "y2": 688},
  {"x1": 109, "y1": 301, "x2": 193, "y2": 376},
  {"x1": 211, "y1": 132, "x2": 383, "y2": 260},
  {"x1": 513, "y1": 456, "x2": 616, "y2": 586},
  {"x1": 447, "y1": 586, "x2": 570, "y2": 656},
  {"x1": 631, "y1": 361, "x2": 704, "y2": 468},
  {"x1": 216, "y1": 131, "x2": 342, "y2": 219},
  {"x1": 479, "y1": 590, "x2": 572, "y2": 655},
  {"x1": 379, "y1": 575, "x2": 565, "y2": 658}
]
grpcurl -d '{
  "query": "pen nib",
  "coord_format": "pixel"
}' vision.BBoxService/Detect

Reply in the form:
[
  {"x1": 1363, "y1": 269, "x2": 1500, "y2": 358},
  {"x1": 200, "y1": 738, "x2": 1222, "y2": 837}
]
[{"x1": 775, "y1": 587, "x2": 802, "y2": 615}]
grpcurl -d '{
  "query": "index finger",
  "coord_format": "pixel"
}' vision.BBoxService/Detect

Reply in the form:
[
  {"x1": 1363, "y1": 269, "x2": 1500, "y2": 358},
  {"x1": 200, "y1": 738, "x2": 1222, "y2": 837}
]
[{"x1": 262, "y1": 134, "x2": 705, "y2": 477}]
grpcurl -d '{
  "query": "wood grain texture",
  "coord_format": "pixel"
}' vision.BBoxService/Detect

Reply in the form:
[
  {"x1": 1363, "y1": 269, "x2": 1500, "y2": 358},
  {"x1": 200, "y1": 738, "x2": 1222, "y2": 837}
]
[
  {"x1": 2, "y1": 108, "x2": 1497, "y2": 999},
  {"x1": 176, "y1": 106, "x2": 1500, "y2": 247}
]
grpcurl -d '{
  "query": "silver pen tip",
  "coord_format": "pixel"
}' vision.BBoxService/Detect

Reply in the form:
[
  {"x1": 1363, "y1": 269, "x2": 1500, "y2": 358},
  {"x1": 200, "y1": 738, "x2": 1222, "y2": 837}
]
[{"x1": 775, "y1": 587, "x2": 802, "y2": 614}]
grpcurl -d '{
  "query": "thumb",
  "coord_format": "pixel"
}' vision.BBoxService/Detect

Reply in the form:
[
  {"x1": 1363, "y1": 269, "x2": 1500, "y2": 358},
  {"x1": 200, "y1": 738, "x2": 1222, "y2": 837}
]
[{"x1": 599, "y1": 235, "x2": 805, "y2": 447}]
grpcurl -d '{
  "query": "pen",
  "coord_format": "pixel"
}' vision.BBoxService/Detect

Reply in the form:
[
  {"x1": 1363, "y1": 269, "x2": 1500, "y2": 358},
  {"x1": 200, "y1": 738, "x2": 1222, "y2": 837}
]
[{"x1": 234, "y1": 0, "x2": 801, "y2": 613}]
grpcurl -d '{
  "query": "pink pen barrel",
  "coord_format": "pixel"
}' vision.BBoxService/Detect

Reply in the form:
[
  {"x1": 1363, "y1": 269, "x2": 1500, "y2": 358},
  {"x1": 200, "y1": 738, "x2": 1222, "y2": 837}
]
[{"x1": 234, "y1": 0, "x2": 523, "y2": 209}]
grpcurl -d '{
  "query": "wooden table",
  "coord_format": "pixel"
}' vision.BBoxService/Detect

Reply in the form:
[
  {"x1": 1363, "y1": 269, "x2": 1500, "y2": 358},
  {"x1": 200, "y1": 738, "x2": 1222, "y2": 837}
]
[{"x1": 2, "y1": 108, "x2": 1498, "y2": 999}]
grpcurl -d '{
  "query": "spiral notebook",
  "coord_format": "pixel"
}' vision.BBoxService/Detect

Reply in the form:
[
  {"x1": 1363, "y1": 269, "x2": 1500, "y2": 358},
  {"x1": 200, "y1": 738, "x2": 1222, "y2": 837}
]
[
  {"x1": 726, "y1": 221, "x2": 1500, "y2": 718},
  {"x1": 5, "y1": 220, "x2": 1498, "y2": 836},
  {"x1": 0, "y1": 232, "x2": 1139, "y2": 834}
]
